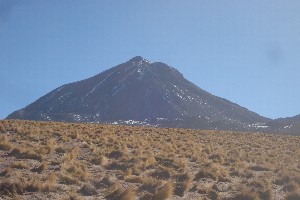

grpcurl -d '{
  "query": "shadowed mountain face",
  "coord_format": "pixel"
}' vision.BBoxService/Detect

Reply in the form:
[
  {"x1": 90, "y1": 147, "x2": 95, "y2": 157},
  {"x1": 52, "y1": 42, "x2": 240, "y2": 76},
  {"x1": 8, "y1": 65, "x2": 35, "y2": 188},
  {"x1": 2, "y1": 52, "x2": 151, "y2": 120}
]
[
  {"x1": 7, "y1": 56, "x2": 271, "y2": 131},
  {"x1": 265, "y1": 114, "x2": 300, "y2": 135}
]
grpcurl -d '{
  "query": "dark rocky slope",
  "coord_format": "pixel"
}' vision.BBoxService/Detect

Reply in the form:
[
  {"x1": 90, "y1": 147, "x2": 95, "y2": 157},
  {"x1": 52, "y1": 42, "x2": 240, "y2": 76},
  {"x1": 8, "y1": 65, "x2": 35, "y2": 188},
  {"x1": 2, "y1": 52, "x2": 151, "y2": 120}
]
[{"x1": 7, "y1": 56, "x2": 272, "y2": 131}]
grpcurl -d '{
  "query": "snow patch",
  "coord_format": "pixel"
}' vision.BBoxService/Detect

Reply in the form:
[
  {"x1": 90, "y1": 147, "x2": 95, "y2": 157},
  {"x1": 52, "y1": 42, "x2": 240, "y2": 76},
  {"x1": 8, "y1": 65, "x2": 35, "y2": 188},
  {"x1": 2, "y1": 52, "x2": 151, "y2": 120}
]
[
  {"x1": 251, "y1": 123, "x2": 269, "y2": 129},
  {"x1": 108, "y1": 119, "x2": 156, "y2": 127},
  {"x1": 143, "y1": 58, "x2": 152, "y2": 64},
  {"x1": 284, "y1": 125, "x2": 293, "y2": 129},
  {"x1": 137, "y1": 68, "x2": 142, "y2": 74},
  {"x1": 176, "y1": 93, "x2": 183, "y2": 99},
  {"x1": 73, "y1": 114, "x2": 82, "y2": 121}
]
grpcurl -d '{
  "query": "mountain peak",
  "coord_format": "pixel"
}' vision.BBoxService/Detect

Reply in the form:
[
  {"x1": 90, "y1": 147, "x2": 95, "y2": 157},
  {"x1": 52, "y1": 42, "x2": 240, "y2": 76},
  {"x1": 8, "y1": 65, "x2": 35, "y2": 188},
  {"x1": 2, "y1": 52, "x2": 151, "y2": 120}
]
[
  {"x1": 129, "y1": 56, "x2": 144, "y2": 62},
  {"x1": 128, "y1": 56, "x2": 152, "y2": 65}
]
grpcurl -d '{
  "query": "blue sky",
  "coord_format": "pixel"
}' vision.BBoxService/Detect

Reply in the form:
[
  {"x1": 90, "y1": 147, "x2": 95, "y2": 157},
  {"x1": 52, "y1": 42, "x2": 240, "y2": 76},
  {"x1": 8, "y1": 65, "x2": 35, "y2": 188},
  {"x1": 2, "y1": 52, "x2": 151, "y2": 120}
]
[{"x1": 1, "y1": 0, "x2": 300, "y2": 119}]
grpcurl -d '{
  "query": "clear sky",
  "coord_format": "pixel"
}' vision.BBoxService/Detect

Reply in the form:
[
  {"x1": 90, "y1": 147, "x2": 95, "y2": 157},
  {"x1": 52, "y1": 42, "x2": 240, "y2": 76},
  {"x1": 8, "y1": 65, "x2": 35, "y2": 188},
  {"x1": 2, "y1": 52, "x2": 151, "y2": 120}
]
[{"x1": 1, "y1": 0, "x2": 300, "y2": 120}]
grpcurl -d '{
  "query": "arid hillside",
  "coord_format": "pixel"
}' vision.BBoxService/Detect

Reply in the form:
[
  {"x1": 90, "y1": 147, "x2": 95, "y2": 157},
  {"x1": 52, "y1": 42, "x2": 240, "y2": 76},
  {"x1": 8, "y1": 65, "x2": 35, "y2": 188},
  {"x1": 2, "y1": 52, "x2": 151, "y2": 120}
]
[{"x1": 0, "y1": 120, "x2": 300, "y2": 200}]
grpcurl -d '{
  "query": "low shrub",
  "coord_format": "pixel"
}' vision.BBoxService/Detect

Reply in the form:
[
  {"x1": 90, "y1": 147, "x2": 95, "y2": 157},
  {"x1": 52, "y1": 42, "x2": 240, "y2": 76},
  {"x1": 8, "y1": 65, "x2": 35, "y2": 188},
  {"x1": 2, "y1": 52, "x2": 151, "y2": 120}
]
[
  {"x1": 233, "y1": 187, "x2": 259, "y2": 200},
  {"x1": 79, "y1": 183, "x2": 98, "y2": 196},
  {"x1": 152, "y1": 181, "x2": 173, "y2": 200},
  {"x1": 0, "y1": 179, "x2": 24, "y2": 195},
  {"x1": 286, "y1": 191, "x2": 300, "y2": 200}
]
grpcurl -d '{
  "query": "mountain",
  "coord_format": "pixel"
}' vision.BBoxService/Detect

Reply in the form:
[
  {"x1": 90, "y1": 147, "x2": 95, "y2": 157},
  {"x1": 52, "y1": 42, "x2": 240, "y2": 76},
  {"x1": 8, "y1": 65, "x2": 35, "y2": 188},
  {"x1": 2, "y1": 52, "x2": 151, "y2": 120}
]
[
  {"x1": 7, "y1": 56, "x2": 271, "y2": 131},
  {"x1": 265, "y1": 114, "x2": 300, "y2": 135}
]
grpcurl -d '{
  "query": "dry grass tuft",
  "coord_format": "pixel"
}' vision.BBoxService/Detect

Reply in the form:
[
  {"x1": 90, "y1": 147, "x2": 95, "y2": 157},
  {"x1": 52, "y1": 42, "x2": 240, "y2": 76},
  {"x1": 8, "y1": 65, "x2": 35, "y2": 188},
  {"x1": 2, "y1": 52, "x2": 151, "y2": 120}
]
[
  {"x1": 32, "y1": 161, "x2": 48, "y2": 173},
  {"x1": 194, "y1": 163, "x2": 225, "y2": 181},
  {"x1": 0, "y1": 135, "x2": 13, "y2": 151},
  {"x1": 138, "y1": 176, "x2": 162, "y2": 193},
  {"x1": 25, "y1": 178, "x2": 43, "y2": 192},
  {"x1": 106, "y1": 186, "x2": 136, "y2": 200},
  {"x1": 11, "y1": 161, "x2": 30, "y2": 169},
  {"x1": 248, "y1": 165, "x2": 272, "y2": 171},
  {"x1": 10, "y1": 147, "x2": 43, "y2": 161},
  {"x1": 174, "y1": 172, "x2": 193, "y2": 197},
  {"x1": 0, "y1": 179, "x2": 24, "y2": 196},
  {"x1": 233, "y1": 186, "x2": 259, "y2": 200},
  {"x1": 59, "y1": 173, "x2": 79, "y2": 185},
  {"x1": 261, "y1": 189, "x2": 273, "y2": 200},
  {"x1": 0, "y1": 167, "x2": 12, "y2": 177},
  {"x1": 286, "y1": 191, "x2": 300, "y2": 200},
  {"x1": 55, "y1": 145, "x2": 66, "y2": 154},
  {"x1": 79, "y1": 183, "x2": 98, "y2": 196},
  {"x1": 91, "y1": 154, "x2": 109, "y2": 166},
  {"x1": 152, "y1": 180, "x2": 173, "y2": 200},
  {"x1": 284, "y1": 181, "x2": 299, "y2": 192},
  {"x1": 150, "y1": 167, "x2": 172, "y2": 180}
]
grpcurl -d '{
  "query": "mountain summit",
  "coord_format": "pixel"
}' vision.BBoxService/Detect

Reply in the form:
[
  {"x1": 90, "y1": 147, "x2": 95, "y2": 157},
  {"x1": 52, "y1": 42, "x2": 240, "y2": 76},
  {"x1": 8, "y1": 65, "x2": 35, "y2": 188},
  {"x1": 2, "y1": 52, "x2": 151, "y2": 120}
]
[{"x1": 7, "y1": 56, "x2": 270, "y2": 131}]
